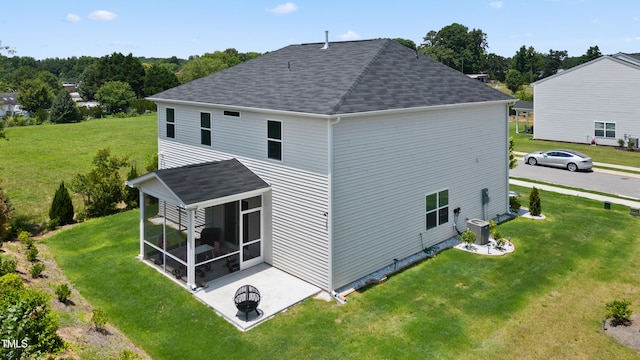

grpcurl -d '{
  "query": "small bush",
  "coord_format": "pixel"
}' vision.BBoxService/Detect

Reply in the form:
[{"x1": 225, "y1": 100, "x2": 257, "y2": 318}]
[
  {"x1": 0, "y1": 255, "x2": 17, "y2": 275},
  {"x1": 49, "y1": 181, "x2": 74, "y2": 226},
  {"x1": 459, "y1": 230, "x2": 476, "y2": 248},
  {"x1": 118, "y1": 350, "x2": 140, "y2": 360},
  {"x1": 618, "y1": 138, "x2": 625, "y2": 147},
  {"x1": 509, "y1": 196, "x2": 521, "y2": 212},
  {"x1": 26, "y1": 246, "x2": 39, "y2": 262},
  {"x1": 55, "y1": 283, "x2": 72, "y2": 304},
  {"x1": 606, "y1": 299, "x2": 632, "y2": 325},
  {"x1": 627, "y1": 139, "x2": 636, "y2": 151},
  {"x1": 92, "y1": 308, "x2": 108, "y2": 330},
  {"x1": 29, "y1": 262, "x2": 45, "y2": 278},
  {"x1": 0, "y1": 273, "x2": 24, "y2": 291},
  {"x1": 528, "y1": 187, "x2": 542, "y2": 216}
]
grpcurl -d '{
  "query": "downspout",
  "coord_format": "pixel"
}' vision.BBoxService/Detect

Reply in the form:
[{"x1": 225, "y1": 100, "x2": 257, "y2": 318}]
[
  {"x1": 138, "y1": 188, "x2": 145, "y2": 259},
  {"x1": 328, "y1": 116, "x2": 347, "y2": 304}
]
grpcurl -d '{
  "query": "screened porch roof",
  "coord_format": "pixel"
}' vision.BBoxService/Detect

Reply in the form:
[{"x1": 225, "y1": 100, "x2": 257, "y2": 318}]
[{"x1": 127, "y1": 158, "x2": 270, "y2": 210}]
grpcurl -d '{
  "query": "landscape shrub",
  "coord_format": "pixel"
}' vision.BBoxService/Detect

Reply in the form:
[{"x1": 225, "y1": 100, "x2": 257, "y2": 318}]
[
  {"x1": 528, "y1": 187, "x2": 542, "y2": 216},
  {"x1": 124, "y1": 165, "x2": 139, "y2": 208},
  {"x1": 459, "y1": 229, "x2": 476, "y2": 249},
  {"x1": 0, "y1": 279, "x2": 64, "y2": 359},
  {"x1": 92, "y1": 308, "x2": 108, "y2": 331},
  {"x1": 627, "y1": 139, "x2": 636, "y2": 151},
  {"x1": 618, "y1": 138, "x2": 625, "y2": 147},
  {"x1": 49, "y1": 181, "x2": 74, "y2": 226},
  {"x1": 118, "y1": 349, "x2": 139, "y2": 360},
  {"x1": 26, "y1": 246, "x2": 39, "y2": 262},
  {"x1": 509, "y1": 196, "x2": 522, "y2": 212},
  {"x1": 0, "y1": 256, "x2": 17, "y2": 276},
  {"x1": 55, "y1": 284, "x2": 71, "y2": 304},
  {"x1": 70, "y1": 148, "x2": 129, "y2": 218},
  {"x1": 29, "y1": 262, "x2": 45, "y2": 278},
  {"x1": 606, "y1": 299, "x2": 632, "y2": 325},
  {"x1": 0, "y1": 185, "x2": 12, "y2": 242},
  {"x1": 0, "y1": 273, "x2": 24, "y2": 292}
]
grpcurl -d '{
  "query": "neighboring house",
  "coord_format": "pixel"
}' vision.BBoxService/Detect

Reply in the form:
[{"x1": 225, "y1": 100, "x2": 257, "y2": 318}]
[
  {"x1": 532, "y1": 53, "x2": 640, "y2": 147},
  {"x1": 128, "y1": 38, "x2": 515, "y2": 293},
  {"x1": 0, "y1": 92, "x2": 20, "y2": 117}
]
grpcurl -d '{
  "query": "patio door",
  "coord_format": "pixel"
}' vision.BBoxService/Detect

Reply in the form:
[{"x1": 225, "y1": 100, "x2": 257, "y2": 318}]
[{"x1": 239, "y1": 195, "x2": 263, "y2": 269}]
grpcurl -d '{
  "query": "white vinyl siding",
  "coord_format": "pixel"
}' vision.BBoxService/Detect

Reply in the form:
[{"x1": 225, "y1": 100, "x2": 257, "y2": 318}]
[
  {"x1": 156, "y1": 103, "x2": 327, "y2": 174},
  {"x1": 534, "y1": 57, "x2": 640, "y2": 146},
  {"x1": 158, "y1": 139, "x2": 330, "y2": 290},
  {"x1": 331, "y1": 104, "x2": 509, "y2": 289}
]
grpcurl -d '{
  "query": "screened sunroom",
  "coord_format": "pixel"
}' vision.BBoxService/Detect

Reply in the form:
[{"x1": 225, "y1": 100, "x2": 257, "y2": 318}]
[{"x1": 127, "y1": 158, "x2": 271, "y2": 289}]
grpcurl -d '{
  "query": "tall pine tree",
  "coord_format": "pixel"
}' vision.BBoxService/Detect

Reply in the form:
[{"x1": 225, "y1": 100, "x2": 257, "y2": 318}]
[
  {"x1": 528, "y1": 186, "x2": 542, "y2": 216},
  {"x1": 49, "y1": 181, "x2": 74, "y2": 225}
]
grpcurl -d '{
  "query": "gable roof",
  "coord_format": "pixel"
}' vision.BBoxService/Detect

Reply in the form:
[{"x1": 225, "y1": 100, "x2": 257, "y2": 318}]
[
  {"x1": 149, "y1": 39, "x2": 513, "y2": 115},
  {"x1": 0, "y1": 92, "x2": 18, "y2": 106},
  {"x1": 533, "y1": 54, "x2": 640, "y2": 86},
  {"x1": 127, "y1": 158, "x2": 270, "y2": 209},
  {"x1": 512, "y1": 100, "x2": 533, "y2": 111}
]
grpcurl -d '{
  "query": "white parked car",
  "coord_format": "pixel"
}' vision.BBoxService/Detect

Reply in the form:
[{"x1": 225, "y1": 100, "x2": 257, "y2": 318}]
[{"x1": 524, "y1": 149, "x2": 593, "y2": 172}]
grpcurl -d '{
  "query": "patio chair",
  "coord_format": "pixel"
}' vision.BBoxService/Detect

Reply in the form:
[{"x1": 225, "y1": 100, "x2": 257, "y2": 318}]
[{"x1": 199, "y1": 227, "x2": 220, "y2": 247}]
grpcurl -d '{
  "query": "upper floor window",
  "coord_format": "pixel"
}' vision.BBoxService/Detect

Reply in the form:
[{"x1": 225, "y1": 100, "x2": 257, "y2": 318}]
[
  {"x1": 224, "y1": 110, "x2": 240, "y2": 117},
  {"x1": 594, "y1": 121, "x2": 615, "y2": 138},
  {"x1": 425, "y1": 189, "x2": 449, "y2": 230},
  {"x1": 166, "y1": 108, "x2": 175, "y2": 139},
  {"x1": 267, "y1": 120, "x2": 282, "y2": 161},
  {"x1": 200, "y1": 112, "x2": 211, "y2": 146}
]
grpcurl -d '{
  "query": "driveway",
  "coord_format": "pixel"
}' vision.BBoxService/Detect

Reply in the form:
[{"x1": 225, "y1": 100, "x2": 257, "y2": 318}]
[{"x1": 509, "y1": 160, "x2": 640, "y2": 200}]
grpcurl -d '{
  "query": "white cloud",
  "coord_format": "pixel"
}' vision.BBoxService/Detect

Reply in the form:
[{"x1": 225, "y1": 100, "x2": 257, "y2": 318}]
[
  {"x1": 268, "y1": 2, "x2": 298, "y2": 14},
  {"x1": 489, "y1": 1, "x2": 503, "y2": 8},
  {"x1": 625, "y1": 36, "x2": 640, "y2": 42},
  {"x1": 65, "y1": 13, "x2": 80, "y2": 22},
  {"x1": 339, "y1": 30, "x2": 360, "y2": 41},
  {"x1": 89, "y1": 10, "x2": 118, "y2": 21}
]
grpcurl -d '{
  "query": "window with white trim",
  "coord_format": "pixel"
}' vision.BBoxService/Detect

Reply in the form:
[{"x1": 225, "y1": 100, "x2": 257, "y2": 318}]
[
  {"x1": 200, "y1": 112, "x2": 211, "y2": 146},
  {"x1": 267, "y1": 120, "x2": 282, "y2": 161},
  {"x1": 425, "y1": 189, "x2": 449, "y2": 230},
  {"x1": 594, "y1": 121, "x2": 615, "y2": 138},
  {"x1": 166, "y1": 108, "x2": 175, "y2": 139}
]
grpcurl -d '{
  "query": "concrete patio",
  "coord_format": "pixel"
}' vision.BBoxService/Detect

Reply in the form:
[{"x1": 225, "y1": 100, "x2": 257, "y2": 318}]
[{"x1": 193, "y1": 263, "x2": 321, "y2": 331}]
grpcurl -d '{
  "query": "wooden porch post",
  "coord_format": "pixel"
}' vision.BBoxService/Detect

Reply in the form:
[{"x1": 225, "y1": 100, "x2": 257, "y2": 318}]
[{"x1": 186, "y1": 209, "x2": 196, "y2": 289}]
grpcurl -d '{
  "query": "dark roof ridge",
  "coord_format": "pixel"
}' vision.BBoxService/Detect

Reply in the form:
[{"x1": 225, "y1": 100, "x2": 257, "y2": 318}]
[{"x1": 328, "y1": 38, "x2": 391, "y2": 115}]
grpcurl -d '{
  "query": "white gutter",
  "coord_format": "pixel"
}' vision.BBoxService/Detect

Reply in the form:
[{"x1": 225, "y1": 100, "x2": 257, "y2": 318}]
[{"x1": 327, "y1": 116, "x2": 341, "y2": 300}]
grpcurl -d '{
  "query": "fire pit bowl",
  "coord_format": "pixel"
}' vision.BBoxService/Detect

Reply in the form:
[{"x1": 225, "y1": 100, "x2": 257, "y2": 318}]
[{"x1": 234, "y1": 285, "x2": 261, "y2": 321}]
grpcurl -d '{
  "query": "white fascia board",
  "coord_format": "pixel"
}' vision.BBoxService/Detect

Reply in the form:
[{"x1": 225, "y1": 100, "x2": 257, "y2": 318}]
[{"x1": 186, "y1": 186, "x2": 271, "y2": 211}]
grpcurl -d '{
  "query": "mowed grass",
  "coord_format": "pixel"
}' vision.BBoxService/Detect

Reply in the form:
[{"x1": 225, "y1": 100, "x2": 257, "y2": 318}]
[
  {"x1": 45, "y1": 185, "x2": 640, "y2": 359},
  {"x1": 0, "y1": 115, "x2": 157, "y2": 224}
]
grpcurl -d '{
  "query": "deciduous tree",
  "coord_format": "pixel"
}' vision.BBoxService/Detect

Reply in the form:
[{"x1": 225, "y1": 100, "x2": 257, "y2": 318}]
[
  {"x1": 420, "y1": 23, "x2": 488, "y2": 73},
  {"x1": 70, "y1": 148, "x2": 129, "y2": 217},
  {"x1": 95, "y1": 81, "x2": 136, "y2": 114},
  {"x1": 17, "y1": 78, "x2": 53, "y2": 113}
]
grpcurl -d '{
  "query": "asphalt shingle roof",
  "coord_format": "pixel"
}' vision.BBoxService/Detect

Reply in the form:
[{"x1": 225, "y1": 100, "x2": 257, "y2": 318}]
[
  {"x1": 151, "y1": 39, "x2": 513, "y2": 115},
  {"x1": 154, "y1": 158, "x2": 269, "y2": 205}
]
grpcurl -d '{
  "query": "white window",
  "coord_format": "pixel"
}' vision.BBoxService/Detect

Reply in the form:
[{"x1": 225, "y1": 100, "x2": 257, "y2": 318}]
[
  {"x1": 594, "y1": 121, "x2": 615, "y2": 138},
  {"x1": 166, "y1": 108, "x2": 175, "y2": 139},
  {"x1": 425, "y1": 189, "x2": 449, "y2": 230}
]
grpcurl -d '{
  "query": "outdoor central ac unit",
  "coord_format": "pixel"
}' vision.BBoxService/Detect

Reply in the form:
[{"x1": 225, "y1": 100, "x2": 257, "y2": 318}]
[{"x1": 467, "y1": 218, "x2": 489, "y2": 245}]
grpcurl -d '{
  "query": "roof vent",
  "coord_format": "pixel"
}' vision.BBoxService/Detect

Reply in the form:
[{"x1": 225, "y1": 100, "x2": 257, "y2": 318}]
[{"x1": 322, "y1": 30, "x2": 329, "y2": 49}]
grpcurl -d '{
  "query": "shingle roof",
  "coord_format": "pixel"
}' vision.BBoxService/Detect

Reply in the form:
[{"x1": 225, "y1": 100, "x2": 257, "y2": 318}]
[
  {"x1": 150, "y1": 39, "x2": 513, "y2": 115},
  {"x1": 154, "y1": 158, "x2": 269, "y2": 205},
  {"x1": 513, "y1": 100, "x2": 533, "y2": 111}
]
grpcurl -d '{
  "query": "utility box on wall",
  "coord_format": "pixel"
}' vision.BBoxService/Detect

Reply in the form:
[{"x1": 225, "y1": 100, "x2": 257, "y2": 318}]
[{"x1": 467, "y1": 218, "x2": 489, "y2": 245}]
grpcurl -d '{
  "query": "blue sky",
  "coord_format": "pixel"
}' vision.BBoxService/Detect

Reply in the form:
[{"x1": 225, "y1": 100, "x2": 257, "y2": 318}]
[{"x1": 3, "y1": 1, "x2": 640, "y2": 60}]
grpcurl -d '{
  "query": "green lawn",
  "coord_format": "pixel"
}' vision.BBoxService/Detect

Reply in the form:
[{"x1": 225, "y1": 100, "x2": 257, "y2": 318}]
[
  {"x1": 44, "y1": 186, "x2": 640, "y2": 359},
  {"x1": 0, "y1": 115, "x2": 157, "y2": 225}
]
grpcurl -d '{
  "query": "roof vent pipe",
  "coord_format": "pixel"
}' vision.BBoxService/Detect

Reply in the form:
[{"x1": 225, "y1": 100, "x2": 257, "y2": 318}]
[{"x1": 322, "y1": 30, "x2": 329, "y2": 49}]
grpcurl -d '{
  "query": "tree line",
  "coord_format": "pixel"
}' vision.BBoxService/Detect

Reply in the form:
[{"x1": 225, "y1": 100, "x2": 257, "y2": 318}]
[{"x1": 0, "y1": 47, "x2": 261, "y2": 124}]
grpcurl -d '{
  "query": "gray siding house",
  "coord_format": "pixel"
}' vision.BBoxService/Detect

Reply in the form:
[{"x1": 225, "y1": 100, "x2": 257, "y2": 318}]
[
  {"x1": 532, "y1": 53, "x2": 640, "y2": 147},
  {"x1": 128, "y1": 38, "x2": 514, "y2": 293}
]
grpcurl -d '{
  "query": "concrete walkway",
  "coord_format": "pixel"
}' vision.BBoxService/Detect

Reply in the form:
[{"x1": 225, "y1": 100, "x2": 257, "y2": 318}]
[{"x1": 511, "y1": 151, "x2": 640, "y2": 209}]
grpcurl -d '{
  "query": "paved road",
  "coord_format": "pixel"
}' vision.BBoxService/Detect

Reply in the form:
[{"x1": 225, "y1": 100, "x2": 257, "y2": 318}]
[{"x1": 509, "y1": 160, "x2": 640, "y2": 200}]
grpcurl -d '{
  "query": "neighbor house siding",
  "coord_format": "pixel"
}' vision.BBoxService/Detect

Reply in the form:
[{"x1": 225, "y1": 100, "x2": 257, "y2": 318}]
[
  {"x1": 156, "y1": 103, "x2": 328, "y2": 174},
  {"x1": 534, "y1": 57, "x2": 640, "y2": 146},
  {"x1": 158, "y1": 138, "x2": 331, "y2": 290},
  {"x1": 331, "y1": 104, "x2": 509, "y2": 289}
]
